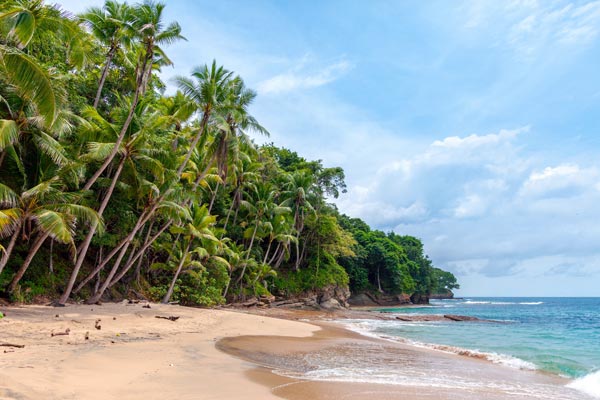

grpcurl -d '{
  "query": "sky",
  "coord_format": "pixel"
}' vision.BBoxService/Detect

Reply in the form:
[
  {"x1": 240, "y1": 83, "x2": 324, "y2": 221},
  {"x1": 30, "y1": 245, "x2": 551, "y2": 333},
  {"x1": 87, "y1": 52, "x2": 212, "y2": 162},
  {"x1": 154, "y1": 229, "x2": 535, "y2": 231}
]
[{"x1": 57, "y1": 0, "x2": 600, "y2": 296}]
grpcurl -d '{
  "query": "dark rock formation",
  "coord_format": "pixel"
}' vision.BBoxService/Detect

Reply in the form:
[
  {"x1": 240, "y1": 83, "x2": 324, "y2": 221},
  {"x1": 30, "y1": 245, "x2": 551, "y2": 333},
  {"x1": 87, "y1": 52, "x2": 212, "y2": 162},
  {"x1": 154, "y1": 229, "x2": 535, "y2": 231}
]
[
  {"x1": 410, "y1": 293, "x2": 429, "y2": 304},
  {"x1": 348, "y1": 292, "x2": 411, "y2": 307},
  {"x1": 236, "y1": 284, "x2": 351, "y2": 310},
  {"x1": 429, "y1": 290, "x2": 455, "y2": 300}
]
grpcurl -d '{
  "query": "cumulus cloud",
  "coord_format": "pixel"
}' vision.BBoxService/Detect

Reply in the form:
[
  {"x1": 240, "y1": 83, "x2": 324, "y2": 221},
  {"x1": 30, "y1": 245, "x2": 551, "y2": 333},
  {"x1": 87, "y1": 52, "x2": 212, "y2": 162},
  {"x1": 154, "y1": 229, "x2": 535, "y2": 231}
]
[
  {"x1": 336, "y1": 126, "x2": 600, "y2": 294},
  {"x1": 519, "y1": 164, "x2": 600, "y2": 199}
]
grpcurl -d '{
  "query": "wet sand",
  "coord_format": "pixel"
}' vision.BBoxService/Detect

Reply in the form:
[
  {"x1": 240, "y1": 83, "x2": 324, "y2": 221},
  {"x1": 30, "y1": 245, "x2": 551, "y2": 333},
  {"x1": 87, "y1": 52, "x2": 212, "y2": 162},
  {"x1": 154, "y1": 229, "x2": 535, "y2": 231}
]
[{"x1": 219, "y1": 320, "x2": 590, "y2": 400}]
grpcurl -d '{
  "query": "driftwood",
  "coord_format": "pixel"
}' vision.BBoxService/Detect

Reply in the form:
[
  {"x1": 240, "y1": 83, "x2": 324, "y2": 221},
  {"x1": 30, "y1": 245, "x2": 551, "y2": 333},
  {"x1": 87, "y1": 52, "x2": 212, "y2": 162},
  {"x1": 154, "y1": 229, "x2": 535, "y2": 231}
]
[
  {"x1": 155, "y1": 315, "x2": 179, "y2": 322},
  {"x1": 51, "y1": 328, "x2": 70, "y2": 337},
  {"x1": 0, "y1": 343, "x2": 25, "y2": 348},
  {"x1": 142, "y1": 304, "x2": 151, "y2": 309}
]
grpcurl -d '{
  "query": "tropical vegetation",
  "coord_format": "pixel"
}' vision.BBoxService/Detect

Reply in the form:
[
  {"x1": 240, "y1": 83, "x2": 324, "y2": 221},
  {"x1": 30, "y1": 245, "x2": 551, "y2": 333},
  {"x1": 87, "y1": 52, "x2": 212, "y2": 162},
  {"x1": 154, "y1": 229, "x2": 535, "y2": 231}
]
[{"x1": 0, "y1": 0, "x2": 458, "y2": 306}]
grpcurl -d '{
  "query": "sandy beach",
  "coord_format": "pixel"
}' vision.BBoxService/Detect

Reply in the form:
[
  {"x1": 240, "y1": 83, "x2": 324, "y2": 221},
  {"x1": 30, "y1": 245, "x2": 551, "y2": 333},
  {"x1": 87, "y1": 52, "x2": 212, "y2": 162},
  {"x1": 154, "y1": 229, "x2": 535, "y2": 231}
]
[
  {"x1": 0, "y1": 303, "x2": 317, "y2": 400},
  {"x1": 0, "y1": 303, "x2": 588, "y2": 400}
]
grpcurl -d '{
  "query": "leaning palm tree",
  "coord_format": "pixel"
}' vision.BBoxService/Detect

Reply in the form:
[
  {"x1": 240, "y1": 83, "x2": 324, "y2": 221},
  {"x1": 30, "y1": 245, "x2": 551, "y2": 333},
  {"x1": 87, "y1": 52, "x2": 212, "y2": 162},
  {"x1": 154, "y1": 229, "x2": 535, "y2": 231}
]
[
  {"x1": 0, "y1": 178, "x2": 101, "y2": 292},
  {"x1": 83, "y1": 0, "x2": 184, "y2": 190},
  {"x1": 57, "y1": 99, "x2": 166, "y2": 305},
  {"x1": 162, "y1": 204, "x2": 220, "y2": 303},
  {"x1": 80, "y1": 0, "x2": 135, "y2": 108}
]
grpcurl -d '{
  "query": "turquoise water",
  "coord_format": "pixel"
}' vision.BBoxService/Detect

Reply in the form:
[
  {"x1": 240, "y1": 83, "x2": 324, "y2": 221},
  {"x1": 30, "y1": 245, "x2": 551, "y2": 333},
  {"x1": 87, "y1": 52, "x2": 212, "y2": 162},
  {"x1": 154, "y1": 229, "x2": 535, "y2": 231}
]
[{"x1": 376, "y1": 297, "x2": 600, "y2": 379}]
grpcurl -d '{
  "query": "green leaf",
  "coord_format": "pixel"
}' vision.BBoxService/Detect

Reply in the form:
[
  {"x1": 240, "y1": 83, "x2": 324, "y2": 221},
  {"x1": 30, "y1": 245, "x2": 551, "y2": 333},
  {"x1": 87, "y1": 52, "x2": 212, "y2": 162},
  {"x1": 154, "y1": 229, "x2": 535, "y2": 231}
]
[
  {"x1": 0, "y1": 119, "x2": 19, "y2": 151},
  {"x1": 0, "y1": 45, "x2": 57, "y2": 126}
]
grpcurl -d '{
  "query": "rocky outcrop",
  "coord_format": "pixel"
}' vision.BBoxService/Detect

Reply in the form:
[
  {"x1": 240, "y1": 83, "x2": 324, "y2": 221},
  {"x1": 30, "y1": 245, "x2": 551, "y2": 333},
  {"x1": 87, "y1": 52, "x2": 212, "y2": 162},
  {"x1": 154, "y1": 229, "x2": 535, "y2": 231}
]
[
  {"x1": 235, "y1": 285, "x2": 351, "y2": 310},
  {"x1": 430, "y1": 290, "x2": 455, "y2": 300},
  {"x1": 348, "y1": 292, "x2": 411, "y2": 307},
  {"x1": 410, "y1": 293, "x2": 429, "y2": 304}
]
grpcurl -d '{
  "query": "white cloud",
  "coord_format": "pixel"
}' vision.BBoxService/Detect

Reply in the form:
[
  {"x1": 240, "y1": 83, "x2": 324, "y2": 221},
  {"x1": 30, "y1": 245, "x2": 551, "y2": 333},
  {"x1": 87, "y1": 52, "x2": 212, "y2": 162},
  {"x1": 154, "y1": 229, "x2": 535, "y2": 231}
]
[
  {"x1": 462, "y1": 0, "x2": 600, "y2": 59},
  {"x1": 519, "y1": 164, "x2": 599, "y2": 199},
  {"x1": 257, "y1": 59, "x2": 351, "y2": 95}
]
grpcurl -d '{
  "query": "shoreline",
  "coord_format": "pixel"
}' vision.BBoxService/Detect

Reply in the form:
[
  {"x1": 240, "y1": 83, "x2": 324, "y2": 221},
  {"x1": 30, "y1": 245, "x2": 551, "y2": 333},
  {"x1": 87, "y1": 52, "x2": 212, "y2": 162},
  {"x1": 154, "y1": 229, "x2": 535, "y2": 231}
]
[{"x1": 0, "y1": 303, "x2": 593, "y2": 399}]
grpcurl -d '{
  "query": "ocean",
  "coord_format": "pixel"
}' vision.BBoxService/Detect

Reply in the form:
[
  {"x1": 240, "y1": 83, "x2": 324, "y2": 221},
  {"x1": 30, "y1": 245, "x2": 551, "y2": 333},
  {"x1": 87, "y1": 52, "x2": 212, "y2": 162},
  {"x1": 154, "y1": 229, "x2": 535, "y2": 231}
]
[{"x1": 337, "y1": 297, "x2": 600, "y2": 399}]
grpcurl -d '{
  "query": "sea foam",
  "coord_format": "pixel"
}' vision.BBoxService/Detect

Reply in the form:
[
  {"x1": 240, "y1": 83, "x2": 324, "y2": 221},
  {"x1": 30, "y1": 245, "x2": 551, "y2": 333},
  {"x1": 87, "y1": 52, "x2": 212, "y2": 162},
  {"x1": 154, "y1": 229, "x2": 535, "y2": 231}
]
[
  {"x1": 342, "y1": 320, "x2": 537, "y2": 371},
  {"x1": 567, "y1": 370, "x2": 600, "y2": 399}
]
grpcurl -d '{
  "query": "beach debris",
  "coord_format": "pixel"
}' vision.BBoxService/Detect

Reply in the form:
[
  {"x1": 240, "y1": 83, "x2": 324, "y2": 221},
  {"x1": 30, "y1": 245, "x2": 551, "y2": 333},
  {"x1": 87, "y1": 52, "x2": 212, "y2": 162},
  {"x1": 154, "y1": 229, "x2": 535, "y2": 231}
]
[
  {"x1": 55, "y1": 314, "x2": 60, "y2": 318},
  {"x1": 95, "y1": 319, "x2": 102, "y2": 330},
  {"x1": 0, "y1": 311, "x2": 4, "y2": 319},
  {"x1": 128, "y1": 299, "x2": 140, "y2": 304},
  {"x1": 155, "y1": 315, "x2": 179, "y2": 322},
  {"x1": 142, "y1": 304, "x2": 151, "y2": 309},
  {"x1": 85, "y1": 331, "x2": 89, "y2": 340},
  {"x1": 51, "y1": 328, "x2": 70, "y2": 337},
  {"x1": 0, "y1": 343, "x2": 25, "y2": 348}
]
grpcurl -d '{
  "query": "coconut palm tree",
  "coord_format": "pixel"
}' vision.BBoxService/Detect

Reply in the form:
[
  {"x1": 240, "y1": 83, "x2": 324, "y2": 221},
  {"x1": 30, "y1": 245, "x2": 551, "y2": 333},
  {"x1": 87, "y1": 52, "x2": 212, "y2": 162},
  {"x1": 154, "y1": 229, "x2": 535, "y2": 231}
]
[
  {"x1": 83, "y1": 0, "x2": 184, "y2": 191},
  {"x1": 0, "y1": 0, "x2": 88, "y2": 67},
  {"x1": 0, "y1": 178, "x2": 101, "y2": 292},
  {"x1": 161, "y1": 204, "x2": 221, "y2": 303},
  {"x1": 173, "y1": 61, "x2": 233, "y2": 178},
  {"x1": 80, "y1": 0, "x2": 135, "y2": 109},
  {"x1": 281, "y1": 170, "x2": 316, "y2": 270},
  {"x1": 57, "y1": 98, "x2": 168, "y2": 304}
]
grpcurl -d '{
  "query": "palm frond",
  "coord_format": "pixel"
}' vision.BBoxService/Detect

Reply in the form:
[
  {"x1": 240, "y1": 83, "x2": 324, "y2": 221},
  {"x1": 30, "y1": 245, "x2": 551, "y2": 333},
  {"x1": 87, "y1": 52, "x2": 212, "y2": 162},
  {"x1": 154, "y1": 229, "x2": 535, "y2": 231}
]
[
  {"x1": 0, "y1": 119, "x2": 19, "y2": 151},
  {"x1": 0, "y1": 45, "x2": 57, "y2": 126},
  {"x1": 33, "y1": 131, "x2": 69, "y2": 167},
  {"x1": 0, "y1": 183, "x2": 19, "y2": 208},
  {"x1": 0, "y1": 208, "x2": 22, "y2": 238},
  {"x1": 32, "y1": 209, "x2": 74, "y2": 245}
]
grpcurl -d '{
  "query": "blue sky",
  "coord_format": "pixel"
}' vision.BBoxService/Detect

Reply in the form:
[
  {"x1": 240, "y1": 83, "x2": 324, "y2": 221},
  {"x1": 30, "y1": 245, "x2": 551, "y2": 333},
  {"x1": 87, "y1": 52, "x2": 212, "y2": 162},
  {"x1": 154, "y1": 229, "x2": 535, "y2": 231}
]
[{"x1": 58, "y1": 0, "x2": 600, "y2": 296}]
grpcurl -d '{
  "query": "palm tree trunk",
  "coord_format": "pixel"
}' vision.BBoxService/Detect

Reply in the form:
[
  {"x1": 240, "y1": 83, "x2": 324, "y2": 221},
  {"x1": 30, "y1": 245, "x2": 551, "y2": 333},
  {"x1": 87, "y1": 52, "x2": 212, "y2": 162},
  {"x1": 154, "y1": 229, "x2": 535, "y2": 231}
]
[
  {"x1": 294, "y1": 236, "x2": 301, "y2": 270},
  {"x1": 176, "y1": 112, "x2": 210, "y2": 178},
  {"x1": 7, "y1": 231, "x2": 50, "y2": 293},
  {"x1": 0, "y1": 221, "x2": 22, "y2": 275},
  {"x1": 93, "y1": 45, "x2": 117, "y2": 109},
  {"x1": 221, "y1": 193, "x2": 236, "y2": 237},
  {"x1": 263, "y1": 239, "x2": 273, "y2": 265},
  {"x1": 235, "y1": 220, "x2": 259, "y2": 290},
  {"x1": 208, "y1": 181, "x2": 220, "y2": 214},
  {"x1": 83, "y1": 53, "x2": 152, "y2": 191},
  {"x1": 58, "y1": 156, "x2": 125, "y2": 305},
  {"x1": 267, "y1": 242, "x2": 281, "y2": 266},
  {"x1": 222, "y1": 269, "x2": 233, "y2": 298},
  {"x1": 73, "y1": 200, "x2": 157, "y2": 294},
  {"x1": 108, "y1": 219, "x2": 172, "y2": 288},
  {"x1": 48, "y1": 239, "x2": 53, "y2": 273},
  {"x1": 162, "y1": 241, "x2": 191, "y2": 304},
  {"x1": 86, "y1": 237, "x2": 132, "y2": 304}
]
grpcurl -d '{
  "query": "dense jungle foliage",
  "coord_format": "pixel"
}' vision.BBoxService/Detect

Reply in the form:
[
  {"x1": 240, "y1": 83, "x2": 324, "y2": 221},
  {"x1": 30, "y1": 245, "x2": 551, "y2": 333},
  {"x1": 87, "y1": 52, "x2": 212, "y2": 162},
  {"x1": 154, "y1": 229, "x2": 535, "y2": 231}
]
[{"x1": 0, "y1": 0, "x2": 458, "y2": 306}]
